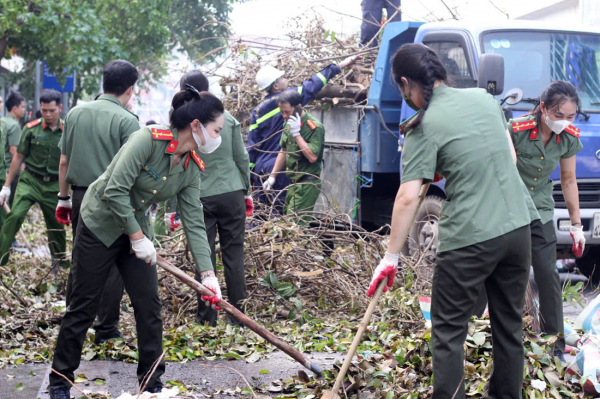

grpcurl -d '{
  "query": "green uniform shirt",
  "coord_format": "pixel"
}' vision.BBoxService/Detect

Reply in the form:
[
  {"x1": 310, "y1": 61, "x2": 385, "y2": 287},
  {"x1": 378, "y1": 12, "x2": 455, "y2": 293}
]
[
  {"x1": 279, "y1": 111, "x2": 325, "y2": 182},
  {"x1": 401, "y1": 85, "x2": 539, "y2": 253},
  {"x1": 509, "y1": 115, "x2": 583, "y2": 224},
  {"x1": 59, "y1": 94, "x2": 140, "y2": 187},
  {"x1": 198, "y1": 110, "x2": 250, "y2": 198},
  {"x1": 1, "y1": 114, "x2": 21, "y2": 169},
  {"x1": 18, "y1": 118, "x2": 64, "y2": 177},
  {"x1": 81, "y1": 126, "x2": 212, "y2": 272}
]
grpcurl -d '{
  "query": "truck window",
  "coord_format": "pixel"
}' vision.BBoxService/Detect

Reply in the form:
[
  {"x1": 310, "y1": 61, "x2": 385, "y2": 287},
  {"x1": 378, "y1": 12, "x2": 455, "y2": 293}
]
[
  {"x1": 482, "y1": 31, "x2": 600, "y2": 112},
  {"x1": 424, "y1": 41, "x2": 477, "y2": 88}
]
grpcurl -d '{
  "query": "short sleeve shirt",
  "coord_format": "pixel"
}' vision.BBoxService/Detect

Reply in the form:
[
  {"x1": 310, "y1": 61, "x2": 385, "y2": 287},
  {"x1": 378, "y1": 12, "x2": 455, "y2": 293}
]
[
  {"x1": 60, "y1": 94, "x2": 140, "y2": 187},
  {"x1": 509, "y1": 115, "x2": 583, "y2": 224},
  {"x1": 18, "y1": 118, "x2": 64, "y2": 176},
  {"x1": 279, "y1": 112, "x2": 325, "y2": 182},
  {"x1": 1, "y1": 114, "x2": 21, "y2": 169},
  {"x1": 401, "y1": 85, "x2": 539, "y2": 253}
]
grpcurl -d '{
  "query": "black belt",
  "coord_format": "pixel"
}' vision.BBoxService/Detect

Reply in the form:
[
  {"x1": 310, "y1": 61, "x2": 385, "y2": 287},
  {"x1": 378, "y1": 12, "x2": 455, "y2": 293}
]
[
  {"x1": 297, "y1": 175, "x2": 320, "y2": 182},
  {"x1": 25, "y1": 167, "x2": 59, "y2": 182},
  {"x1": 71, "y1": 185, "x2": 88, "y2": 191}
]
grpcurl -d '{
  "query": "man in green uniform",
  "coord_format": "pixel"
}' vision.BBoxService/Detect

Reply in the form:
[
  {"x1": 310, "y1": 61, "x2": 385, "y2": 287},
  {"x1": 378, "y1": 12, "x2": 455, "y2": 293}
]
[
  {"x1": 266, "y1": 90, "x2": 324, "y2": 224},
  {"x1": 56, "y1": 59, "x2": 140, "y2": 344},
  {"x1": 0, "y1": 89, "x2": 67, "y2": 267},
  {"x1": 0, "y1": 96, "x2": 7, "y2": 229},
  {"x1": 2, "y1": 91, "x2": 25, "y2": 207}
]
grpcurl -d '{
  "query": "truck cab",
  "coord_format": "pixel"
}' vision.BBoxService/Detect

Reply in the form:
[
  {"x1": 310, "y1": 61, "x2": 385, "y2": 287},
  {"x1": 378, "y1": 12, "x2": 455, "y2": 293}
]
[{"x1": 318, "y1": 20, "x2": 600, "y2": 274}]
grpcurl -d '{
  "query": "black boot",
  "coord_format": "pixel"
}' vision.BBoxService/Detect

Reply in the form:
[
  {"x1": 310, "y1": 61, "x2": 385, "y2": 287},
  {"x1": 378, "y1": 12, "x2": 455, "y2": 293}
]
[
  {"x1": 145, "y1": 381, "x2": 163, "y2": 393},
  {"x1": 49, "y1": 385, "x2": 71, "y2": 399}
]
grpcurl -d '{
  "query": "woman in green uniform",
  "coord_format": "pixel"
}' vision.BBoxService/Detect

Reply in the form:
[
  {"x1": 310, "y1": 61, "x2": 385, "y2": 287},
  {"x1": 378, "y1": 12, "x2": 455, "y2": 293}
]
[
  {"x1": 508, "y1": 80, "x2": 584, "y2": 360},
  {"x1": 367, "y1": 43, "x2": 538, "y2": 398},
  {"x1": 48, "y1": 88, "x2": 224, "y2": 399}
]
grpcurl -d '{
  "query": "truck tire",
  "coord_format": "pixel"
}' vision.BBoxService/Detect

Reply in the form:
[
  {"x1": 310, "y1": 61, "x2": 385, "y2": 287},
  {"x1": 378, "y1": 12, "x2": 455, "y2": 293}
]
[
  {"x1": 408, "y1": 195, "x2": 443, "y2": 266},
  {"x1": 576, "y1": 246, "x2": 600, "y2": 285}
]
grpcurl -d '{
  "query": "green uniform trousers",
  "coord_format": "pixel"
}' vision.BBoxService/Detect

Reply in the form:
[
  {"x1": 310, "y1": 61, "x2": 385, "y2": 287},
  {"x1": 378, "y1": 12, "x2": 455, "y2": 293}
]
[
  {"x1": 0, "y1": 179, "x2": 7, "y2": 229},
  {"x1": 50, "y1": 220, "x2": 164, "y2": 391},
  {"x1": 65, "y1": 187, "x2": 125, "y2": 340},
  {"x1": 0, "y1": 171, "x2": 66, "y2": 266},
  {"x1": 284, "y1": 179, "x2": 321, "y2": 225},
  {"x1": 431, "y1": 225, "x2": 530, "y2": 399},
  {"x1": 195, "y1": 190, "x2": 247, "y2": 326},
  {"x1": 530, "y1": 220, "x2": 564, "y2": 352}
]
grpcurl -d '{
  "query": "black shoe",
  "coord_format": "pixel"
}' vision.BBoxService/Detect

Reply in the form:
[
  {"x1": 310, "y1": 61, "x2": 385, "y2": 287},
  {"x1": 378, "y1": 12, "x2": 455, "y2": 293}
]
[
  {"x1": 49, "y1": 385, "x2": 71, "y2": 399},
  {"x1": 145, "y1": 381, "x2": 163, "y2": 393},
  {"x1": 94, "y1": 330, "x2": 123, "y2": 345}
]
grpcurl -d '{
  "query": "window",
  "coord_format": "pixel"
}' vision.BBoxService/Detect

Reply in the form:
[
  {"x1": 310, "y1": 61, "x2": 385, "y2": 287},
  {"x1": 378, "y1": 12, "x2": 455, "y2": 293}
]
[{"x1": 424, "y1": 41, "x2": 477, "y2": 88}]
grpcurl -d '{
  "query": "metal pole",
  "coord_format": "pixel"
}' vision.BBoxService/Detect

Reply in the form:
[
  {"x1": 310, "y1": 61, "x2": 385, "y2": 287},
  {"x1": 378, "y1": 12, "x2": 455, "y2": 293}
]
[
  {"x1": 61, "y1": 92, "x2": 69, "y2": 116},
  {"x1": 34, "y1": 61, "x2": 41, "y2": 115}
]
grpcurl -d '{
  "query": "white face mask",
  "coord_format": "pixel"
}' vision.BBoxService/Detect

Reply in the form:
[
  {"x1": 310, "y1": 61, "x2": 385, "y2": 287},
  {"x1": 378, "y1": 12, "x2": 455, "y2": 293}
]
[
  {"x1": 193, "y1": 123, "x2": 221, "y2": 154},
  {"x1": 544, "y1": 112, "x2": 571, "y2": 135}
]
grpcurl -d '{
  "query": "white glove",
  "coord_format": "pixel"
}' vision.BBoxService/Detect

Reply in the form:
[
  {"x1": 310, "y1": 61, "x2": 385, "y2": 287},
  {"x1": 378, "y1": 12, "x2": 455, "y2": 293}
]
[
  {"x1": 288, "y1": 113, "x2": 301, "y2": 137},
  {"x1": 367, "y1": 252, "x2": 399, "y2": 297},
  {"x1": 0, "y1": 185, "x2": 10, "y2": 206},
  {"x1": 57, "y1": 199, "x2": 72, "y2": 209},
  {"x1": 570, "y1": 224, "x2": 585, "y2": 258},
  {"x1": 201, "y1": 275, "x2": 222, "y2": 310},
  {"x1": 262, "y1": 176, "x2": 276, "y2": 191},
  {"x1": 338, "y1": 54, "x2": 360, "y2": 69},
  {"x1": 131, "y1": 236, "x2": 157, "y2": 265},
  {"x1": 164, "y1": 212, "x2": 180, "y2": 232}
]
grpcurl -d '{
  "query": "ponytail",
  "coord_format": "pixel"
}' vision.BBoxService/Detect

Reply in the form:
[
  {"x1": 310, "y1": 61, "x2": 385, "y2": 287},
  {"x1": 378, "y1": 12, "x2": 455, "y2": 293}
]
[
  {"x1": 391, "y1": 43, "x2": 448, "y2": 130},
  {"x1": 170, "y1": 86, "x2": 224, "y2": 130}
]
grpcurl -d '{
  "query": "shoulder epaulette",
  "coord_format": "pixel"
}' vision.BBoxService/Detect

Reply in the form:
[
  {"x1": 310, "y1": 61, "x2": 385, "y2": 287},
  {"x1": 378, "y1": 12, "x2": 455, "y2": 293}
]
[
  {"x1": 306, "y1": 119, "x2": 317, "y2": 130},
  {"x1": 26, "y1": 119, "x2": 42, "y2": 129},
  {"x1": 150, "y1": 128, "x2": 173, "y2": 140},
  {"x1": 511, "y1": 120, "x2": 537, "y2": 133},
  {"x1": 191, "y1": 150, "x2": 205, "y2": 171},
  {"x1": 564, "y1": 125, "x2": 580, "y2": 138}
]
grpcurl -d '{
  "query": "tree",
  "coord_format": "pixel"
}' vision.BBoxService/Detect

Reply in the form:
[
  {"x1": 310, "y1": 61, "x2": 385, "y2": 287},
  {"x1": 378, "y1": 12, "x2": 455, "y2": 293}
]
[{"x1": 0, "y1": 0, "x2": 241, "y2": 100}]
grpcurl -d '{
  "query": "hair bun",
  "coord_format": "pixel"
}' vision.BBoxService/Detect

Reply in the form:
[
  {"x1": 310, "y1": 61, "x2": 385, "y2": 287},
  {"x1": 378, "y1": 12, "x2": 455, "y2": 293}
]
[{"x1": 185, "y1": 83, "x2": 201, "y2": 99}]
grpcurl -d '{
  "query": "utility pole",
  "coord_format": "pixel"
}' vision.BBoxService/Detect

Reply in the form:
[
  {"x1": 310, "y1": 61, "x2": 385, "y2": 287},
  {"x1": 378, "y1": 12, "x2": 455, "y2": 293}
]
[{"x1": 34, "y1": 61, "x2": 41, "y2": 115}]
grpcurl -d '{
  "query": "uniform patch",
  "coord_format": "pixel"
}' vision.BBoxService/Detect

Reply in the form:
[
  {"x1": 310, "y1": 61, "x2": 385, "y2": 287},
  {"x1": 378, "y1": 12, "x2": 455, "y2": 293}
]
[
  {"x1": 166, "y1": 141, "x2": 178, "y2": 154},
  {"x1": 26, "y1": 119, "x2": 42, "y2": 129},
  {"x1": 151, "y1": 128, "x2": 174, "y2": 140},
  {"x1": 512, "y1": 120, "x2": 537, "y2": 133},
  {"x1": 306, "y1": 120, "x2": 317, "y2": 130},
  {"x1": 191, "y1": 150, "x2": 205, "y2": 171},
  {"x1": 564, "y1": 125, "x2": 580, "y2": 138},
  {"x1": 529, "y1": 128, "x2": 539, "y2": 140},
  {"x1": 556, "y1": 134, "x2": 561, "y2": 144}
]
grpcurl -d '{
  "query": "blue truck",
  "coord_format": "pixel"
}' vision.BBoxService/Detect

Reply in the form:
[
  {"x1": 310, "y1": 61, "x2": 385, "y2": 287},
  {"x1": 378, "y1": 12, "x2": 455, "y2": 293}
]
[{"x1": 312, "y1": 20, "x2": 600, "y2": 280}]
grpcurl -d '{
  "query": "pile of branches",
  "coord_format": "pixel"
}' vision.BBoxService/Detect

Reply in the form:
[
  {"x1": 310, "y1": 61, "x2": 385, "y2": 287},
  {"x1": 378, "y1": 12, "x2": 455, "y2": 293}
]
[{"x1": 212, "y1": 16, "x2": 381, "y2": 125}]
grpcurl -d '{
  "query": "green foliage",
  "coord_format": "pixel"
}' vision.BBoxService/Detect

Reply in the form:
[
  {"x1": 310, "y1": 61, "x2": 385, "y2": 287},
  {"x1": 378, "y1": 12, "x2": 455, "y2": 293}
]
[
  {"x1": 562, "y1": 280, "x2": 584, "y2": 309},
  {"x1": 0, "y1": 0, "x2": 243, "y2": 97}
]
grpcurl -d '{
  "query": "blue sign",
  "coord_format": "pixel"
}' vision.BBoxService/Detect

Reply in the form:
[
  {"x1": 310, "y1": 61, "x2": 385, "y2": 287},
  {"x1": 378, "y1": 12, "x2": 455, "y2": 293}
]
[{"x1": 42, "y1": 62, "x2": 75, "y2": 93}]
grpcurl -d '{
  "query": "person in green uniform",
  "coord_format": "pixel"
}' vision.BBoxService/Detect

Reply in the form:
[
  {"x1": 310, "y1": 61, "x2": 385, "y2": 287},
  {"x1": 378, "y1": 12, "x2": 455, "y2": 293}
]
[
  {"x1": 56, "y1": 60, "x2": 140, "y2": 344},
  {"x1": 0, "y1": 89, "x2": 67, "y2": 267},
  {"x1": 0, "y1": 96, "x2": 7, "y2": 229},
  {"x1": 164, "y1": 71, "x2": 252, "y2": 326},
  {"x1": 266, "y1": 90, "x2": 324, "y2": 224},
  {"x1": 509, "y1": 80, "x2": 584, "y2": 360},
  {"x1": 367, "y1": 44, "x2": 539, "y2": 398},
  {"x1": 2, "y1": 91, "x2": 25, "y2": 207},
  {"x1": 48, "y1": 88, "x2": 224, "y2": 399}
]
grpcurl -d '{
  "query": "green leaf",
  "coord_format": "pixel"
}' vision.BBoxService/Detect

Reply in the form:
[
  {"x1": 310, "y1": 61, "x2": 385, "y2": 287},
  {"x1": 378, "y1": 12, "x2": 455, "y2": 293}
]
[
  {"x1": 373, "y1": 371, "x2": 393, "y2": 381},
  {"x1": 259, "y1": 369, "x2": 270, "y2": 374},
  {"x1": 14, "y1": 383, "x2": 24, "y2": 391},
  {"x1": 94, "y1": 378, "x2": 106, "y2": 385},
  {"x1": 386, "y1": 391, "x2": 395, "y2": 399},
  {"x1": 124, "y1": 351, "x2": 138, "y2": 360}
]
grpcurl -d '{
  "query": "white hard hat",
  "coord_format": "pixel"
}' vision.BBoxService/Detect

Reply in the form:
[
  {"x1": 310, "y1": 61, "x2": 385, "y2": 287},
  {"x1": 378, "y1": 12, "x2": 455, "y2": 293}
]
[{"x1": 256, "y1": 65, "x2": 285, "y2": 91}]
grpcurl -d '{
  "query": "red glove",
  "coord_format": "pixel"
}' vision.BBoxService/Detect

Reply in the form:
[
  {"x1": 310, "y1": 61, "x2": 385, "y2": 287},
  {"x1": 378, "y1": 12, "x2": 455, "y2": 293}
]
[
  {"x1": 433, "y1": 173, "x2": 444, "y2": 183},
  {"x1": 55, "y1": 199, "x2": 72, "y2": 226},
  {"x1": 164, "y1": 212, "x2": 180, "y2": 232},
  {"x1": 245, "y1": 196, "x2": 254, "y2": 217},
  {"x1": 367, "y1": 252, "x2": 399, "y2": 297},
  {"x1": 201, "y1": 276, "x2": 222, "y2": 310},
  {"x1": 570, "y1": 224, "x2": 585, "y2": 258}
]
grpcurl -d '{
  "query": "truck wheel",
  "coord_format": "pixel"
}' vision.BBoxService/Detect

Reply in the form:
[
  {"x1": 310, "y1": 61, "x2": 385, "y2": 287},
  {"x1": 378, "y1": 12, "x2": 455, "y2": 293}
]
[
  {"x1": 576, "y1": 246, "x2": 600, "y2": 285},
  {"x1": 408, "y1": 195, "x2": 443, "y2": 266}
]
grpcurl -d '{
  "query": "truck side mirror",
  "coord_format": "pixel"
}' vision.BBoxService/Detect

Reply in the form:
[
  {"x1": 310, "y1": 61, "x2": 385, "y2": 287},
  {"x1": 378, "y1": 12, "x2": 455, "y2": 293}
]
[{"x1": 477, "y1": 54, "x2": 504, "y2": 95}]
